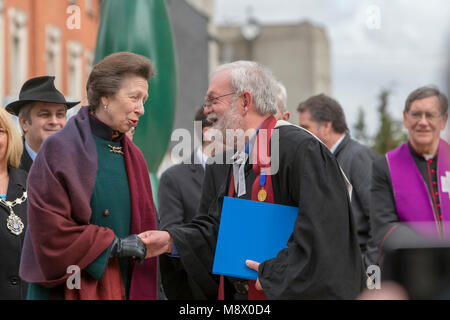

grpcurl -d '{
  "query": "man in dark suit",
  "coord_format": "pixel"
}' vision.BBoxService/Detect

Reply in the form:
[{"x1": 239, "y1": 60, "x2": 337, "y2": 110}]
[
  {"x1": 158, "y1": 107, "x2": 225, "y2": 299},
  {"x1": 298, "y1": 94, "x2": 378, "y2": 261},
  {"x1": 5, "y1": 76, "x2": 79, "y2": 172}
]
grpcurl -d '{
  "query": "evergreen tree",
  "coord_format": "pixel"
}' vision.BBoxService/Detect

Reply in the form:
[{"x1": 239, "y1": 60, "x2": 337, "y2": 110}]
[
  {"x1": 372, "y1": 89, "x2": 407, "y2": 155},
  {"x1": 353, "y1": 106, "x2": 370, "y2": 145}
]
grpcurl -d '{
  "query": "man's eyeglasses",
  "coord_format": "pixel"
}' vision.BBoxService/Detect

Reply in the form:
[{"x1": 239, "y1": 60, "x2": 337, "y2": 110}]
[
  {"x1": 202, "y1": 92, "x2": 236, "y2": 109},
  {"x1": 408, "y1": 110, "x2": 442, "y2": 122}
]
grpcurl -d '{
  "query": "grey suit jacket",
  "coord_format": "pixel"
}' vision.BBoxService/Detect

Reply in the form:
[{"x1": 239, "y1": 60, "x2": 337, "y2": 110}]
[
  {"x1": 334, "y1": 134, "x2": 378, "y2": 257},
  {"x1": 158, "y1": 152, "x2": 204, "y2": 230},
  {"x1": 157, "y1": 151, "x2": 206, "y2": 299}
]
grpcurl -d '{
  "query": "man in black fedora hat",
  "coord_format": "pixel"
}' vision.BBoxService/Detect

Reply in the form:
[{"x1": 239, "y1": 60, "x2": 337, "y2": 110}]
[{"x1": 5, "y1": 76, "x2": 79, "y2": 172}]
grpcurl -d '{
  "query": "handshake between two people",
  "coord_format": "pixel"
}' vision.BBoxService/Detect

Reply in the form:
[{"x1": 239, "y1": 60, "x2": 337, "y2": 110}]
[
  {"x1": 131, "y1": 230, "x2": 263, "y2": 291},
  {"x1": 138, "y1": 230, "x2": 173, "y2": 259},
  {"x1": 108, "y1": 231, "x2": 172, "y2": 264}
]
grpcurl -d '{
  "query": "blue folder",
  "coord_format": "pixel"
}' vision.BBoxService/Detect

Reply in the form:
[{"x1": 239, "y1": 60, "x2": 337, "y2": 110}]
[{"x1": 212, "y1": 197, "x2": 298, "y2": 280}]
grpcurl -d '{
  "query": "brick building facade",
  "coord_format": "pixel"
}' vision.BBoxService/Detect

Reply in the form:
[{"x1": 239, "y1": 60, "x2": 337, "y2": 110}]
[{"x1": 0, "y1": 0, "x2": 101, "y2": 108}]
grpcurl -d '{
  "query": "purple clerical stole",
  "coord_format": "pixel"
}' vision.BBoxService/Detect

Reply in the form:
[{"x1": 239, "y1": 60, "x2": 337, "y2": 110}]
[{"x1": 386, "y1": 139, "x2": 450, "y2": 238}]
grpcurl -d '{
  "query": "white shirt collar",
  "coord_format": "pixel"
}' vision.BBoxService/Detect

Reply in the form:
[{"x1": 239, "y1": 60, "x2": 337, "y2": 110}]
[
  {"x1": 196, "y1": 147, "x2": 209, "y2": 169},
  {"x1": 330, "y1": 134, "x2": 346, "y2": 154}
]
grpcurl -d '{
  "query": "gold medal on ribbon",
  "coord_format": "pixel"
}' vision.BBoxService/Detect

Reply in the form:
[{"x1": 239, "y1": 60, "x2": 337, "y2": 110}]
[{"x1": 257, "y1": 188, "x2": 267, "y2": 202}]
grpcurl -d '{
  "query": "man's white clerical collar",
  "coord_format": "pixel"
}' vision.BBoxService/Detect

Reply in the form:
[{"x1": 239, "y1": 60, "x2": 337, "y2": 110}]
[{"x1": 423, "y1": 154, "x2": 435, "y2": 161}]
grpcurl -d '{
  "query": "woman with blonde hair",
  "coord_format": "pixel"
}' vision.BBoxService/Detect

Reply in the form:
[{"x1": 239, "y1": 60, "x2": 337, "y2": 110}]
[{"x1": 0, "y1": 107, "x2": 28, "y2": 299}]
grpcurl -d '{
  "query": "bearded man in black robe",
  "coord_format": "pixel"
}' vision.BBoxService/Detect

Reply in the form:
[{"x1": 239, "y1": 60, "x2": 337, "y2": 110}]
[{"x1": 140, "y1": 61, "x2": 364, "y2": 300}]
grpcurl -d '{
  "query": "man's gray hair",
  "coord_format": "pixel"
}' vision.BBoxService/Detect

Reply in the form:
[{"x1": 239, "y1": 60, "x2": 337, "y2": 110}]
[
  {"x1": 276, "y1": 81, "x2": 288, "y2": 113},
  {"x1": 17, "y1": 102, "x2": 35, "y2": 122},
  {"x1": 404, "y1": 86, "x2": 448, "y2": 115},
  {"x1": 212, "y1": 61, "x2": 278, "y2": 116}
]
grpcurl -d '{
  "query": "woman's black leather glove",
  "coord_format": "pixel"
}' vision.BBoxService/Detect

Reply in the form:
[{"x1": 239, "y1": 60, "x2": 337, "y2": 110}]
[{"x1": 109, "y1": 235, "x2": 147, "y2": 264}]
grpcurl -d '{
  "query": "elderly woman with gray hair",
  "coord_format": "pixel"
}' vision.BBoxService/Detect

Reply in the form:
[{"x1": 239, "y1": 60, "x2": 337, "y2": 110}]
[{"x1": 19, "y1": 52, "x2": 158, "y2": 300}]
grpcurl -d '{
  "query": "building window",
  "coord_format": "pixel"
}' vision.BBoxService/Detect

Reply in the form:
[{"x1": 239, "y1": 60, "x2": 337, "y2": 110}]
[
  {"x1": 8, "y1": 8, "x2": 28, "y2": 98},
  {"x1": 67, "y1": 41, "x2": 83, "y2": 102},
  {"x1": 46, "y1": 25, "x2": 62, "y2": 90},
  {"x1": 84, "y1": 50, "x2": 94, "y2": 79}
]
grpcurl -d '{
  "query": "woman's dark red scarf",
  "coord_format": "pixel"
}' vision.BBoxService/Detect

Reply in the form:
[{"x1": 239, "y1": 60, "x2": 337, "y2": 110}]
[
  {"x1": 19, "y1": 106, "x2": 157, "y2": 300},
  {"x1": 218, "y1": 115, "x2": 277, "y2": 300}
]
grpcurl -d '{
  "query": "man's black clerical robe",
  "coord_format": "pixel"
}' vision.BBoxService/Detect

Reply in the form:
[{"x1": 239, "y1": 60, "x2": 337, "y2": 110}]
[{"x1": 166, "y1": 124, "x2": 365, "y2": 300}]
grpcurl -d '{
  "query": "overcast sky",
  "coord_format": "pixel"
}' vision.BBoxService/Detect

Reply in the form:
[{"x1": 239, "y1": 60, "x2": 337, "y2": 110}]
[{"x1": 214, "y1": 0, "x2": 450, "y2": 139}]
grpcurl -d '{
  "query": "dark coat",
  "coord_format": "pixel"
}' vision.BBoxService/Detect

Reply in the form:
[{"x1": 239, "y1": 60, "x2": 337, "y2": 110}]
[
  {"x1": 19, "y1": 144, "x2": 33, "y2": 173},
  {"x1": 158, "y1": 152, "x2": 206, "y2": 299},
  {"x1": 334, "y1": 134, "x2": 378, "y2": 257},
  {"x1": 167, "y1": 125, "x2": 364, "y2": 300},
  {"x1": 158, "y1": 152, "x2": 205, "y2": 230},
  {"x1": 0, "y1": 167, "x2": 28, "y2": 300},
  {"x1": 158, "y1": 151, "x2": 230, "y2": 299}
]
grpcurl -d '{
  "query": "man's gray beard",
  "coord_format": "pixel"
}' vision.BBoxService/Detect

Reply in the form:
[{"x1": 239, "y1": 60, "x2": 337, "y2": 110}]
[{"x1": 219, "y1": 104, "x2": 244, "y2": 150}]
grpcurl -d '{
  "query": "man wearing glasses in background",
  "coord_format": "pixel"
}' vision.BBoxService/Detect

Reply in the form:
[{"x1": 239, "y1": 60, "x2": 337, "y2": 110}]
[{"x1": 366, "y1": 86, "x2": 450, "y2": 267}]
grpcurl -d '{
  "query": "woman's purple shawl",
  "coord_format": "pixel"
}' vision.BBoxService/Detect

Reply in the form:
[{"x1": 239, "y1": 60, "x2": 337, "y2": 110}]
[{"x1": 19, "y1": 106, "x2": 158, "y2": 299}]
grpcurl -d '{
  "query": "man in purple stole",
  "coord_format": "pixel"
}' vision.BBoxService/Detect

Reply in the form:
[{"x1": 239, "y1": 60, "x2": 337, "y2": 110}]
[{"x1": 365, "y1": 86, "x2": 449, "y2": 267}]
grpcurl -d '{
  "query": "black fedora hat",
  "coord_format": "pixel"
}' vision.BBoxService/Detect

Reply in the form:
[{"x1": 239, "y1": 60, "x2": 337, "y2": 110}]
[{"x1": 5, "y1": 76, "x2": 80, "y2": 116}]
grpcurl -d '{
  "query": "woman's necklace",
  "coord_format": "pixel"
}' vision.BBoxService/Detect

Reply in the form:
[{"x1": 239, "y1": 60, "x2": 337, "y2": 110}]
[{"x1": 0, "y1": 191, "x2": 26, "y2": 236}]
